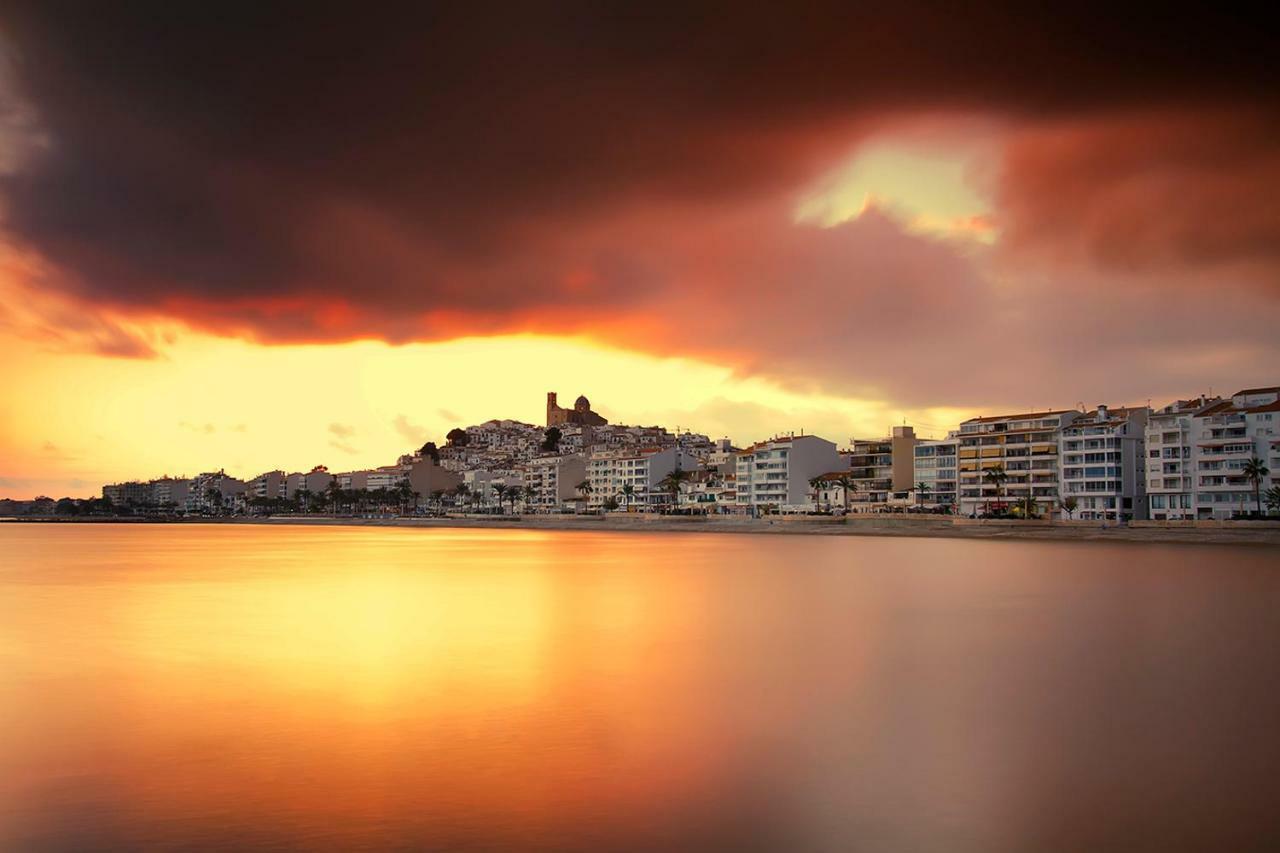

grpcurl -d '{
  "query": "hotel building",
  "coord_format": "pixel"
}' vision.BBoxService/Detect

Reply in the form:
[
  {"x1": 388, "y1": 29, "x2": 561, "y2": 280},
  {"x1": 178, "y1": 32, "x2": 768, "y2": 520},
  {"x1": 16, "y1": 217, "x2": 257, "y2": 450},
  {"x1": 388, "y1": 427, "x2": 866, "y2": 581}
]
[
  {"x1": 958, "y1": 410, "x2": 1078, "y2": 518},
  {"x1": 1059, "y1": 405, "x2": 1149, "y2": 521}
]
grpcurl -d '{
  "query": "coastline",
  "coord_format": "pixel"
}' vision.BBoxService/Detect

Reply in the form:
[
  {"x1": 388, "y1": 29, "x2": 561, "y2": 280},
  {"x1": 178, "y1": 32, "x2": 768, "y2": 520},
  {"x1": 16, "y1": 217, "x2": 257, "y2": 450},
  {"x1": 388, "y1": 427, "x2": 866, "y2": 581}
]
[{"x1": 8, "y1": 514, "x2": 1280, "y2": 546}]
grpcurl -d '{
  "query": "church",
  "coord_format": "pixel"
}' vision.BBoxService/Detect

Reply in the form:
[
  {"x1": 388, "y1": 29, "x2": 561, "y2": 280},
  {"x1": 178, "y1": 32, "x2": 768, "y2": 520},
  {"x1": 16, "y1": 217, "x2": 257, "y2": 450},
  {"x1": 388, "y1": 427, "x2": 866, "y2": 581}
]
[{"x1": 546, "y1": 392, "x2": 608, "y2": 427}]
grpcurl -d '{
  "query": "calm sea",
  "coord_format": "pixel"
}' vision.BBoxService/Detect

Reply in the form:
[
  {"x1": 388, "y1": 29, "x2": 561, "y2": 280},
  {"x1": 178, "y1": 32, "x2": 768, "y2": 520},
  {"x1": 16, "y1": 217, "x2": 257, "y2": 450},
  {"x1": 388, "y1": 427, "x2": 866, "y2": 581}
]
[{"x1": 1, "y1": 524, "x2": 1278, "y2": 851}]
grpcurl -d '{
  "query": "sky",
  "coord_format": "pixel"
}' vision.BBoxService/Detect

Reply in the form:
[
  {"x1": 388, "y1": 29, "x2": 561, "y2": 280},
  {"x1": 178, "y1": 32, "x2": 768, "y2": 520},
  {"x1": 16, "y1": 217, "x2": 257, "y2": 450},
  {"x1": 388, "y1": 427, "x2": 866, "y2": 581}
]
[{"x1": 1, "y1": 4, "x2": 1277, "y2": 498}]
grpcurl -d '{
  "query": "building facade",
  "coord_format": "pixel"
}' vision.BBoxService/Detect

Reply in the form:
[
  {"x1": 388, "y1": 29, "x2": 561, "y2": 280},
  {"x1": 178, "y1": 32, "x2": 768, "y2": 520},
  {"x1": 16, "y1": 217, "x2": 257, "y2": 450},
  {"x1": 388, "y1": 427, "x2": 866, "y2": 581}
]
[
  {"x1": 845, "y1": 425, "x2": 918, "y2": 510},
  {"x1": 546, "y1": 392, "x2": 608, "y2": 427},
  {"x1": 735, "y1": 435, "x2": 841, "y2": 512},
  {"x1": 586, "y1": 446, "x2": 699, "y2": 510},
  {"x1": 912, "y1": 437, "x2": 959, "y2": 509},
  {"x1": 522, "y1": 454, "x2": 587, "y2": 512},
  {"x1": 1059, "y1": 405, "x2": 1149, "y2": 521},
  {"x1": 958, "y1": 410, "x2": 1078, "y2": 518}
]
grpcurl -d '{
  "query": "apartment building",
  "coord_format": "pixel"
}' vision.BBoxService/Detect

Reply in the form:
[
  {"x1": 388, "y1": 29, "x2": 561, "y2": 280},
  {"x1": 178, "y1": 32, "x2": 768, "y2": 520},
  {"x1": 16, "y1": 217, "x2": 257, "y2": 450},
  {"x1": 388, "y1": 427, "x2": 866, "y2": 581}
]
[
  {"x1": 186, "y1": 470, "x2": 247, "y2": 512},
  {"x1": 735, "y1": 434, "x2": 841, "y2": 512},
  {"x1": 285, "y1": 466, "x2": 334, "y2": 500},
  {"x1": 586, "y1": 446, "x2": 700, "y2": 510},
  {"x1": 912, "y1": 437, "x2": 959, "y2": 509},
  {"x1": 102, "y1": 481, "x2": 151, "y2": 506},
  {"x1": 522, "y1": 454, "x2": 586, "y2": 512},
  {"x1": 1144, "y1": 396, "x2": 1216, "y2": 519},
  {"x1": 843, "y1": 426, "x2": 918, "y2": 510},
  {"x1": 1184, "y1": 387, "x2": 1278, "y2": 518},
  {"x1": 1059, "y1": 405, "x2": 1149, "y2": 521},
  {"x1": 958, "y1": 410, "x2": 1078, "y2": 518},
  {"x1": 149, "y1": 477, "x2": 190, "y2": 508},
  {"x1": 246, "y1": 470, "x2": 286, "y2": 500}
]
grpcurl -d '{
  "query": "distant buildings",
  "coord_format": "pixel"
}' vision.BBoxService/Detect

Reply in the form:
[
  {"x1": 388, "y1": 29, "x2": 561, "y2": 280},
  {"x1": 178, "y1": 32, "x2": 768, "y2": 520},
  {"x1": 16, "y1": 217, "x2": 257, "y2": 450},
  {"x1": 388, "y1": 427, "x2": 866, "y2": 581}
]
[
  {"x1": 546, "y1": 392, "x2": 607, "y2": 427},
  {"x1": 80, "y1": 384, "x2": 1277, "y2": 521}
]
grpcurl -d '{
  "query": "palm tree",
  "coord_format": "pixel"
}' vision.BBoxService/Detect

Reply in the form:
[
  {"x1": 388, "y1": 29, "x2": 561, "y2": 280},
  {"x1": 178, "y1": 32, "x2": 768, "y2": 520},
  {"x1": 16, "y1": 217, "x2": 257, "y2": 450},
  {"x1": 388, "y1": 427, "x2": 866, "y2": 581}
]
[
  {"x1": 326, "y1": 478, "x2": 343, "y2": 515},
  {"x1": 915, "y1": 481, "x2": 930, "y2": 508},
  {"x1": 981, "y1": 464, "x2": 1008, "y2": 517},
  {"x1": 1243, "y1": 457, "x2": 1270, "y2": 515},
  {"x1": 204, "y1": 487, "x2": 222, "y2": 515},
  {"x1": 429, "y1": 489, "x2": 446, "y2": 515},
  {"x1": 603, "y1": 496, "x2": 620, "y2": 512},
  {"x1": 492, "y1": 483, "x2": 510, "y2": 514},
  {"x1": 575, "y1": 479, "x2": 593, "y2": 511},
  {"x1": 1265, "y1": 485, "x2": 1280, "y2": 516},
  {"x1": 809, "y1": 476, "x2": 826, "y2": 511},
  {"x1": 619, "y1": 483, "x2": 637, "y2": 512},
  {"x1": 834, "y1": 475, "x2": 854, "y2": 513},
  {"x1": 659, "y1": 467, "x2": 691, "y2": 510},
  {"x1": 297, "y1": 487, "x2": 312, "y2": 514},
  {"x1": 522, "y1": 484, "x2": 538, "y2": 513},
  {"x1": 452, "y1": 482, "x2": 471, "y2": 512}
]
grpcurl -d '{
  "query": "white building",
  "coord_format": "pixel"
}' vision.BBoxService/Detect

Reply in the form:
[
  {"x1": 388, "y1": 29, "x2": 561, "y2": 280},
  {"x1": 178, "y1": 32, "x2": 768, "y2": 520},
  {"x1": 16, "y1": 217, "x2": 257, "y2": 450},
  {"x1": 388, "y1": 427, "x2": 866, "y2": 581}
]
[
  {"x1": 734, "y1": 435, "x2": 841, "y2": 513},
  {"x1": 844, "y1": 425, "x2": 918, "y2": 510},
  {"x1": 587, "y1": 446, "x2": 700, "y2": 510},
  {"x1": 1059, "y1": 405, "x2": 1149, "y2": 521},
  {"x1": 1145, "y1": 389, "x2": 1280, "y2": 519},
  {"x1": 522, "y1": 454, "x2": 587, "y2": 512},
  {"x1": 912, "y1": 437, "x2": 959, "y2": 509},
  {"x1": 958, "y1": 410, "x2": 1079, "y2": 518}
]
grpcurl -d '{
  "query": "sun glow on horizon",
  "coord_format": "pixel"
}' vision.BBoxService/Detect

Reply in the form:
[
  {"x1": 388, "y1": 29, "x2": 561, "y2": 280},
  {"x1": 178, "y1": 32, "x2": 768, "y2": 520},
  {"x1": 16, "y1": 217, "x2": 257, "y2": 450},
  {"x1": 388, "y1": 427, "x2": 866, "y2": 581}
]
[{"x1": 0, "y1": 327, "x2": 971, "y2": 499}]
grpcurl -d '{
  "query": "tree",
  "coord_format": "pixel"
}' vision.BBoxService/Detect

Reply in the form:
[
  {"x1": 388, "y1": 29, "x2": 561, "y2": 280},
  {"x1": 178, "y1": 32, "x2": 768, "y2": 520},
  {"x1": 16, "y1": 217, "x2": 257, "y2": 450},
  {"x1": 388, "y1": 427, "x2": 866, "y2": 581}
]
[
  {"x1": 981, "y1": 465, "x2": 1008, "y2": 517},
  {"x1": 834, "y1": 475, "x2": 855, "y2": 513},
  {"x1": 1243, "y1": 457, "x2": 1270, "y2": 515},
  {"x1": 446, "y1": 427, "x2": 470, "y2": 447},
  {"x1": 430, "y1": 489, "x2": 446, "y2": 514},
  {"x1": 1061, "y1": 495, "x2": 1079, "y2": 520},
  {"x1": 492, "y1": 483, "x2": 510, "y2": 514},
  {"x1": 55, "y1": 497, "x2": 80, "y2": 515},
  {"x1": 659, "y1": 467, "x2": 690, "y2": 509},
  {"x1": 809, "y1": 476, "x2": 826, "y2": 511},
  {"x1": 575, "y1": 479, "x2": 593, "y2": 510},
  {"x1": 297, "y1": 487, "x2": 312, "y2": 514},
  {"x1": 1018, "y1": 494, "x2": 1038, "y2": 519},
  {"x1": 619, "y1": 483, "x2": 636, "y2": 512},
  {"x1": 326, "y1": 478, "x2": 343, "y2": 515},
  {"x1": 603, "y1": 496, "x2": 620, "y2": 512},
  {"x1": 205, "y1": 487, "x2": 223, "y2": 515},
  {"x1": 916, "y1": 481, "x2": 930, "y2": 508},
  {"x1": 452, "y1": 482, "x2": 471, "y2": 512},
  {"x1": 1265, "y1": 485, "x2": 1280, "y2": 516},
  {"x1": 541, "y1": 427, "x2": 562, "y2": 453},
  {"x1": 419, "y1": 442, "x2": 440, "y2": 463},
  {"x1": 522, "y1": 484, "x2": 539, "y2": 512}
]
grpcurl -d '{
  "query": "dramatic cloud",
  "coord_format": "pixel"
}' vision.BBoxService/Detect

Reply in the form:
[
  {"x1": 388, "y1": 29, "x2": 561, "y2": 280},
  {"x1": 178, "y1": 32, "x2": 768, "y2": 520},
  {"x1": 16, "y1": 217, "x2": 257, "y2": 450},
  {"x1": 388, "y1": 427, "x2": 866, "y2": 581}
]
[{"x1": 1, "y1": 4, "x2": 1277, "y2": 407}]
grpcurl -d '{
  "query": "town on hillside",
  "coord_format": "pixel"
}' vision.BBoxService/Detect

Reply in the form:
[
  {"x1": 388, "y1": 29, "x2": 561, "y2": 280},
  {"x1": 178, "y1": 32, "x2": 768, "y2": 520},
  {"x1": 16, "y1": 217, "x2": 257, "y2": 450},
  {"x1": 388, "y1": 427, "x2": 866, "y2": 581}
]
[{"x1": 6, "y1": 387, "x2": 1279, "y2": 522}]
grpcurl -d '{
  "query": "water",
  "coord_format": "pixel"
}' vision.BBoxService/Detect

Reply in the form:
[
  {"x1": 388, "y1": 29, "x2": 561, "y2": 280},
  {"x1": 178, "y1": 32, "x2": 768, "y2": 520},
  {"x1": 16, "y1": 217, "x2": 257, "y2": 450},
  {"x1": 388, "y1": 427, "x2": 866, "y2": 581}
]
[{"x1": 1, "y1": 525, "x2": 1278, "y2": 851}]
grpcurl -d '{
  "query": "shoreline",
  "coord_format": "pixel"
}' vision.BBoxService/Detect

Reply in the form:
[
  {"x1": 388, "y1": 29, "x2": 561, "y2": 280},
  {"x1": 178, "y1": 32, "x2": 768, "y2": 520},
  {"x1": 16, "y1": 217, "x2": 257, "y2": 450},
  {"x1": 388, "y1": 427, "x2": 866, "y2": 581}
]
[{"x1": 7, "y1": 514, "x2": 1280, "y2": 546}]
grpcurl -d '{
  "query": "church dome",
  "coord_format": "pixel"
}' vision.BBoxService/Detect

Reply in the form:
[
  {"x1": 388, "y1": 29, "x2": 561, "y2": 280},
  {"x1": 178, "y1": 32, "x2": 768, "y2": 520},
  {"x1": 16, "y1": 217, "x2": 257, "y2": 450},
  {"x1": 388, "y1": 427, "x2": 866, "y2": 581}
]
[{"x1": 574, "y1": 395, "x2": 591, "y2": 411}]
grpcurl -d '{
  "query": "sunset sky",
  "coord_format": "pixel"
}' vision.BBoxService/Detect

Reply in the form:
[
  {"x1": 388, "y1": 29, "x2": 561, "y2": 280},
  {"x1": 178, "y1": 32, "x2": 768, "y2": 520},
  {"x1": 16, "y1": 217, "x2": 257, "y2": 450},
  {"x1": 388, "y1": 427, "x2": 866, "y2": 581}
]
[{"x1": 1, "y1": 5, "x2": 1277, "y2": 498}]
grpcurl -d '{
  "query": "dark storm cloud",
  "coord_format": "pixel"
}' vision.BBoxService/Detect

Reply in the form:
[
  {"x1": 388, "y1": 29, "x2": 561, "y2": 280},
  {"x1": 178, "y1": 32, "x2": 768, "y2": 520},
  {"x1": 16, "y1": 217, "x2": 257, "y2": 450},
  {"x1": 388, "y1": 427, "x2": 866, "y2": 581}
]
[{"x1": 0, "y1": 2, "x2": 1278, "y2": 405}]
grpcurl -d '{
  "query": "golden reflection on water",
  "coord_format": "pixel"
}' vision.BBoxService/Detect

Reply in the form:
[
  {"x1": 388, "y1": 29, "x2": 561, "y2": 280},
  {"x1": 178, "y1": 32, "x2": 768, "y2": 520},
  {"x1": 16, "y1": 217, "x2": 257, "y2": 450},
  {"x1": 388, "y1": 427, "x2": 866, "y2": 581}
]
[{"x1": 2, "y1": 524, "x2": 1278, "y2": 850}]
